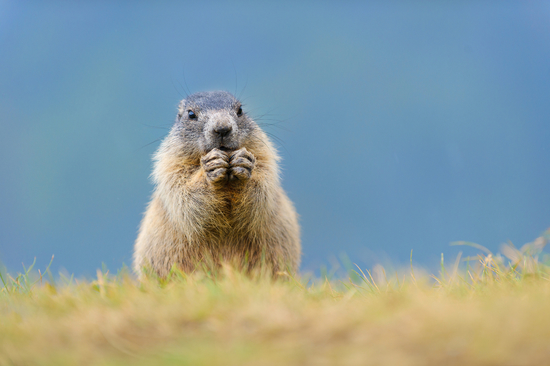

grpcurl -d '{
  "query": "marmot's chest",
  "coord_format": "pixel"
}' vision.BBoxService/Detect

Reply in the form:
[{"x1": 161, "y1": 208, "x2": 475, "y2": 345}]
[{"x1": 215, "y1": 186, "x2": 248, "y2": 211}]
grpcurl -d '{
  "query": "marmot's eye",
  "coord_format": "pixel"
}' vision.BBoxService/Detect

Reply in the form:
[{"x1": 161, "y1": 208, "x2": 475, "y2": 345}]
[
  {"x1": 188, "y1": 110, "x2": 197, "y2": 119},
  {"x1": 237, "y1": 106, "x2": 243, "y2": 117}
]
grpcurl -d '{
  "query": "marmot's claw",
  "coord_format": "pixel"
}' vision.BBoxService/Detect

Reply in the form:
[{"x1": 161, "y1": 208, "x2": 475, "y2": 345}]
[
  {"x1": 229, "y1": 148, "x2": 255, "y2": 182},
  {"x1": 229, "y1": 167, "x2": 249, "y2": 181},
  {"x1": 201, "y1": 148, "x2": 230, "y2": 185}
]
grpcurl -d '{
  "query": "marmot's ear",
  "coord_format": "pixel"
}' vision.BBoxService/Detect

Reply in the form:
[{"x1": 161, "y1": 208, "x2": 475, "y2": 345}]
[{"x1": 177, "y1": 100, "x2": 186, "y2": 119}]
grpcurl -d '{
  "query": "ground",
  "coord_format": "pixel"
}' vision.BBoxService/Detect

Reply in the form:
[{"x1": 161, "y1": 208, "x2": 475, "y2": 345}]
[{"x1": 1, "y1": 235, "x2": 550, "y2": 366}]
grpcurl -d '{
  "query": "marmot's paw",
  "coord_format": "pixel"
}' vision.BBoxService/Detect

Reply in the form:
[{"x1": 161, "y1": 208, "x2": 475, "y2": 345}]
[
  {"x1": 229, "y1": 148, "x2": 256, "y2": 182},
  {"x1": 201, "y1": 148, "x2": 229, "y2": 185}
]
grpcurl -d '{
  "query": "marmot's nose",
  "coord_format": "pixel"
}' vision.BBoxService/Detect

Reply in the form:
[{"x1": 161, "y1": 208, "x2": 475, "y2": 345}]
[{"x1": 214, "y1": 125, "x2": 232, "y2": 138}]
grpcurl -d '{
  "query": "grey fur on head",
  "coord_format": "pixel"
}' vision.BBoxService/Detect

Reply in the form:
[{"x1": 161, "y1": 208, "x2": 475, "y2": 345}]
[{"x1": 172, "y1": 91, "x2": 257, "y2": 157}]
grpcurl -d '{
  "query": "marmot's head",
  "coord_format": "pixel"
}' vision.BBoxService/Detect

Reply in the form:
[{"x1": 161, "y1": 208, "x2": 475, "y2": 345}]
[{"x1": 170, "y1": 91, "x2": 259, "y2": 158}]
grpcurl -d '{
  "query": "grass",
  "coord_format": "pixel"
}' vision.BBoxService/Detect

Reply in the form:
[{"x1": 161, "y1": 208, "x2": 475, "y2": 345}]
[{"x1": 2, "y1": 230, "x2": 550, "y2": 366}]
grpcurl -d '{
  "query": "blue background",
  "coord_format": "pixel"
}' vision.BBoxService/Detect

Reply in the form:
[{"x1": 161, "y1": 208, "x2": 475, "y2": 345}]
[{"x1": 1, "y1": 2, "x2": 549, "y2": 276}]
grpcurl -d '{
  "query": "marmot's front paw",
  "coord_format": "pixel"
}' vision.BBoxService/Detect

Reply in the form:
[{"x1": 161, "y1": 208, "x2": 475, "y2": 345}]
[
  {"x1": 201, "y1": 148, "x2": 229, "y2": 185},
  {"x1": 229, "y1": 148, "x2": 256, "y2": 182}
]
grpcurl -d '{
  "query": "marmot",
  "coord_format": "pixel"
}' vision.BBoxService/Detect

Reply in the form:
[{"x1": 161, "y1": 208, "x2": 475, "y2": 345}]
[{"x1": 133, "y1": 91, "x2": 301, "y2": 277}]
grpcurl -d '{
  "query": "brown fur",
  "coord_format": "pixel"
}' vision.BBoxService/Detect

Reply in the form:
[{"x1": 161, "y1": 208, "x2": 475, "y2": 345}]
[{"x1": 133, "y1": 91, "x2": 300, "y2": 277}]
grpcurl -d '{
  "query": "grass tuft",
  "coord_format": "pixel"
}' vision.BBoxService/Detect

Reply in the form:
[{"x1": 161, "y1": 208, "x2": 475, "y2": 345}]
[{"x1": 1, "y1": 229, "x2": 550, "y2": 365}]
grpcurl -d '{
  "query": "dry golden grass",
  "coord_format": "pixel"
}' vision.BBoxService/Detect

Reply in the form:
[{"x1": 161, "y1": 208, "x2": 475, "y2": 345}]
[{"x1": 1, "y1": 231, "x2": 550, "y2": 366}]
